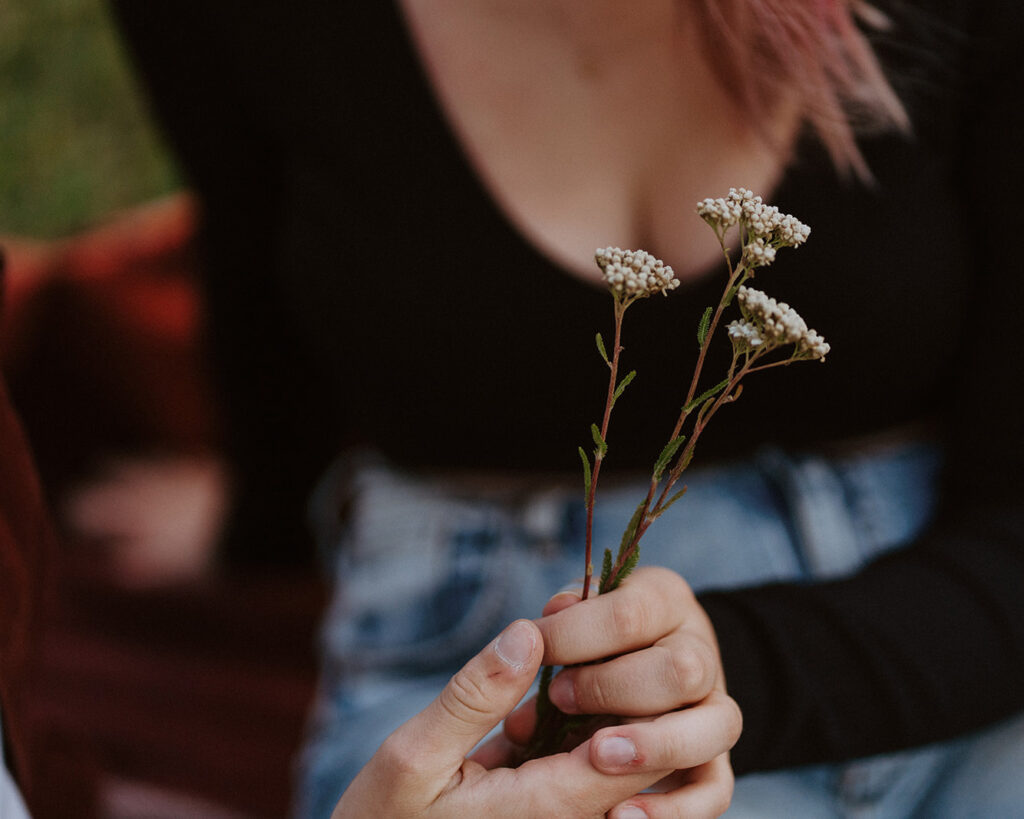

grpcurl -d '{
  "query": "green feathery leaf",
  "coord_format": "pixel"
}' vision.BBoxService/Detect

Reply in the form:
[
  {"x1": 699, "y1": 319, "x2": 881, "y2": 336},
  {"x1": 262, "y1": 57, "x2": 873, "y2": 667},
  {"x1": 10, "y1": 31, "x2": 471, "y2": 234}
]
[
  {"x1": 591, "y1": 423, "x2": 608, "y2": 457},
  {"x1": 612, "y1": 370, "x2": 637, "y2": 405},
  {"x1": 599, "y1": 548, "x2": 613, "y2": 589},
  {"x1": 596, "y1": 332, "x2": 609, "y2": 364},
  {"x1": 697, "y1": 306, "x2": 713, "y2": 347},
  {"x1": 657, "y1": 485, "x2": 689, "y2": 517},
  {"x1": 683, "y1": 378, "x2": 730, "y2": 413},
  {"x1": 615, "y1": 500, "x2": 647, "y2": 564},
  {"x1": 653, "y1": 435, "x2": 686, "y2": 480},
  {"x1": 578, "y1": 446, "x2": 592, "y2": 501},
  {"x1": 616, "y1": 545, "x2": 641, "y2": 586}
]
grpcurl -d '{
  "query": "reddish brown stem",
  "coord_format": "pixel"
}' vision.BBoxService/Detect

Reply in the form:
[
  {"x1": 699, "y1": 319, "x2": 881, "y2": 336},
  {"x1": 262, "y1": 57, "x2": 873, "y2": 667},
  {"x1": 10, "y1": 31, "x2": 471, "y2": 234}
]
[{"x1": 582, "y1": 299, "x2": 627, "y2": 600}]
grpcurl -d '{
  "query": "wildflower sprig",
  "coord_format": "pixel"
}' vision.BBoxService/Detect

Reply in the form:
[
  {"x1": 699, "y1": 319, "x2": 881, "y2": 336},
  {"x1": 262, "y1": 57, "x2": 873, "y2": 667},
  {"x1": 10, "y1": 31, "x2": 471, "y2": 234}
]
[
  {"x1": 596, "y1": 189, "x2": 821, "y2": 595},
  {"x1": 523, "y1": 189, "x2": 827, "y2": 762},
  {"x1": 579, "y1": 247, "x2": 680, "y2": 601}
]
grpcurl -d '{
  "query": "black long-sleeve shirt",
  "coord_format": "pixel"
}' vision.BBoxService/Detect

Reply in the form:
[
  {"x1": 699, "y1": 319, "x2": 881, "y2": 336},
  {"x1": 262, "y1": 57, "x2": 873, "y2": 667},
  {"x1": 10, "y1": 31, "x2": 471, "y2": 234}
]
[{"x1": 113, "y1": 0, "x2": 1024, "y2": 772}]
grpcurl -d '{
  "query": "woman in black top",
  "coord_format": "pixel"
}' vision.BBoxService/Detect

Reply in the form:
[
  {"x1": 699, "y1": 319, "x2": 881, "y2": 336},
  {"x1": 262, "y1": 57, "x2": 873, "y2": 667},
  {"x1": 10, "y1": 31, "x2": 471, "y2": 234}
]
[{"x1": 113, "y1": 1, "x2": 1024, "y2": 815}]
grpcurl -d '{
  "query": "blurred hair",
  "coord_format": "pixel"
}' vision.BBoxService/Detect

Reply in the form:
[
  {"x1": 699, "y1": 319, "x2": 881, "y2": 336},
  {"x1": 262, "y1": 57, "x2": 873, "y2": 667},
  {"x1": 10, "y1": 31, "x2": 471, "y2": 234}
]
[{"x1": 692, "y1": 0, "x2": 910, "y2": 179}]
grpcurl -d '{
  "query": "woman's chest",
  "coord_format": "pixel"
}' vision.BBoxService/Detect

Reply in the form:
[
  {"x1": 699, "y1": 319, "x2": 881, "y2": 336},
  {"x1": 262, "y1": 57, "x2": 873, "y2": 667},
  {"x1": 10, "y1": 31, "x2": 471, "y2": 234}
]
[{"x1": 396, "y1": 0, "x2": 796, "y2": 283}]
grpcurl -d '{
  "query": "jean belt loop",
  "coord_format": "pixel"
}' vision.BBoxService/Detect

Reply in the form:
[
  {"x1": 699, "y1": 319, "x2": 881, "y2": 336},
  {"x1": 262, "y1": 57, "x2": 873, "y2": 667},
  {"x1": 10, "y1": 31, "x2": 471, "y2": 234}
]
[{"x1": 756, "y1": 446, "x2": 864, "y2": 580}]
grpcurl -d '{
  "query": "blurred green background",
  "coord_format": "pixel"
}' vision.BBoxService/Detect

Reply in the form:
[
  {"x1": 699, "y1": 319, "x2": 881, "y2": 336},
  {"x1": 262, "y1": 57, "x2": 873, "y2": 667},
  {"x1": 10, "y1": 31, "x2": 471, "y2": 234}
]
[{"x1": 0, "y1": 0, "x2": 179, "y2": 238}]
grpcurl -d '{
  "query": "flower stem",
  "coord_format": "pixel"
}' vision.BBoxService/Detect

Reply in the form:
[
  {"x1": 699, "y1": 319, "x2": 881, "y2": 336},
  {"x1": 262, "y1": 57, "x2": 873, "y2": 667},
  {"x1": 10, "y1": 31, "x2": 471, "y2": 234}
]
[{"x1": 582, "y1": 298, "x2": 628, "y2": 600}]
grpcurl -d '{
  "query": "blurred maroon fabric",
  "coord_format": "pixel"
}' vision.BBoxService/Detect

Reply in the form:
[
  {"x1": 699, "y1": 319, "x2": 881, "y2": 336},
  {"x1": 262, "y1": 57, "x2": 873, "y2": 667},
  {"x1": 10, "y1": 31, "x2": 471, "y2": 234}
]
[
  {"x1": 0, "y1": 341, "x2": 55, "y2": 816},
  {"x1": 31, "y1": 573, "x2": 327, "y2": 817},
  {"x1": 1, "y1": 202, "x2": 326, "y2": 817},
  {"x1": 1, "y1": 195, "x2": 220, "y2": 493}
]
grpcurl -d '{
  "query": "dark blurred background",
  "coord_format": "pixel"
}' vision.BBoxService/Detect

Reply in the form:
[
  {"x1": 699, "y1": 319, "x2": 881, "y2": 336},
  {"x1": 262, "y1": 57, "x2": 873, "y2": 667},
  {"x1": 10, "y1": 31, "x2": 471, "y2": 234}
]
[{"x1": 1, "y1": 2, "x2": 325, "y2": 816}]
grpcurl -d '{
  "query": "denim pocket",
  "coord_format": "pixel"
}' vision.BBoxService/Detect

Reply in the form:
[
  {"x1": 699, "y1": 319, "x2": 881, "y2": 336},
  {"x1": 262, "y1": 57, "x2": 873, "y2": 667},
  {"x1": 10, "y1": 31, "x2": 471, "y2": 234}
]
[{"x1": 321, "y1": 464, "x2": 519, "y2": 675}]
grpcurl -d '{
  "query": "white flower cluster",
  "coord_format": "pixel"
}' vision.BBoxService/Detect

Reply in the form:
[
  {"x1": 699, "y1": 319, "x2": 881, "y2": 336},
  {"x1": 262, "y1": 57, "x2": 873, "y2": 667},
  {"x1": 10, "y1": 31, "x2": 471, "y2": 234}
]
[
  {"x1": 737, "y1": 286, "x2": 804, "y2": 343},
  {"x1": 742, "y1": 238, "x2": 776, "y2": 268},
  {"x1": 736, "y1": 285, "x2": 830, "y2": 361},
  {"x1": 696, "y1": 188, "x2": 811, "y2": 250},
  {"x1": 799, "y1": 328, "x2": 831, "y2": 361},
  {"x1": 595, "y1": 247, "x2": 680, "y2": 298},
  {"x1": 726, "y1": 319, "x2": 764, "y2": 348},
  {"x1": 695, "y1": 196, "x2": 742, "y2": 229}
]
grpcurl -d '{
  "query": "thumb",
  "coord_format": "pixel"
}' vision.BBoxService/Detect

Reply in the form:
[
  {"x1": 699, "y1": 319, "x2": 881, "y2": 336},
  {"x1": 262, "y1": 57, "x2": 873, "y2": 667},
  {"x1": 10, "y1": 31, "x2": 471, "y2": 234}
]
[{"x1": 401, "y1": 619, "x2": 542, "y2": 775}]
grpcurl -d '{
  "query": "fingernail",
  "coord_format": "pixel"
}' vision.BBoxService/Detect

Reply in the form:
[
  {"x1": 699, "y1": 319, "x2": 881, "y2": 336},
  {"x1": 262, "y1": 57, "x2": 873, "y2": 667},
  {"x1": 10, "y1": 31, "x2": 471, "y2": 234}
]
[
  {"x1": 495, "y1": 620, "x2": 535, "y2": 669},
  {"x1": 542, "y1": 586, "x2": 584, "y2": 616},
  {"x1": 548, "y1": 672, "x2": 578, "y2": 712},
  {"x1": 615, "y1": 806, "x2": 649, "y2": 819},
  {"x1": 595, "y1": 735, "x2": 637, "y2": 768},
  {"x1": 556, "y1": 582, "x2": 584, "y2": 596}
]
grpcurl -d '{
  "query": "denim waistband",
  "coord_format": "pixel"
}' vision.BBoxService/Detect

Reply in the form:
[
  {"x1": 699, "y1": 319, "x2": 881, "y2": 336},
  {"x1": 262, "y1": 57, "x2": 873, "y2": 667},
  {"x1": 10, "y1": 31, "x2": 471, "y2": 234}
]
[{"x1": 310, "y1": 439, "x2": 944, "y2": 674}]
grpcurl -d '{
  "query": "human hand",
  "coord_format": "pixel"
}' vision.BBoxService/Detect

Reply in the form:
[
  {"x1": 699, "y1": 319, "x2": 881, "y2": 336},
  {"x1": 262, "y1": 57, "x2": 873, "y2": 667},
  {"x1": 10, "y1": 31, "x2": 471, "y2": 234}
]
[
  {"x1": 484, "y1": 567, "x2": 741, "y2": 818},
  {"x1": 332, "y1": 618, "x2": 676, "y2": 818}
]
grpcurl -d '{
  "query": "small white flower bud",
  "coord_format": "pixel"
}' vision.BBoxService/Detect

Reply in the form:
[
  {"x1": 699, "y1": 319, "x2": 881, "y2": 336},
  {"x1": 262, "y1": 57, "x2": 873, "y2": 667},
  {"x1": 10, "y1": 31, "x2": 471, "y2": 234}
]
[{"x1": 595, "y1": 247, "x2": 679, "y2": 298}]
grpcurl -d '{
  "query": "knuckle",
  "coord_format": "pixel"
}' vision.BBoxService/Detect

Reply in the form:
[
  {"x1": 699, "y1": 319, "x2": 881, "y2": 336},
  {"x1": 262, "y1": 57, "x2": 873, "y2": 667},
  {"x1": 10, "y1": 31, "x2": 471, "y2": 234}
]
[
  {"x1": 666, "y1": 642, "x2": 714, "y2": 698},
  {"x1": 713, "y1": 774, "x2": 736, "y2": 817},
  {"x1": 641, "y1": 797, "x2": 689, "y2": 819},
  {"x1": 579, "y1": 668, "x2": 612, "y2": 712},
  {"x1": 377, "y1": 733, "x2": 420, "y2": 777},
  {"x1": 663, "y1": 803, "x2": 689, "y2": 819},
  {"x1": 440, "y1": 667, "x2": 492, "y2": 723},
  {"x1": 662, "y1": 725, "x2": 698, "y2": 767},
  {"x1": 723, "y1": 694, "x2": 744, "y2": 747},
  {"x1": 536, "y1": 617, "x2": 565, "y2": 660},
  {"x1": 644, "y1": 566, "x2": 693, "y2": 600},
  {"x1": 705, "y1": 752, "x2": 737, "y2": 817},
  {"x1": 610, "y1": 593, "x2": 650, "y2": 644},
  {"x1": 528, "y1": 790, "x2": 596, "y2": 819}
]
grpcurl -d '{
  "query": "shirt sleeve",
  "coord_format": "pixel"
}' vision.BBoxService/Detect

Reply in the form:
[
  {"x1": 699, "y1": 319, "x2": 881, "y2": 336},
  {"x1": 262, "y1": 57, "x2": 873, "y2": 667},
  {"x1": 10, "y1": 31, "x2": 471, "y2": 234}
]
[{"x1": 699, "y1": 1, "x2": 1024, "y2": 774}]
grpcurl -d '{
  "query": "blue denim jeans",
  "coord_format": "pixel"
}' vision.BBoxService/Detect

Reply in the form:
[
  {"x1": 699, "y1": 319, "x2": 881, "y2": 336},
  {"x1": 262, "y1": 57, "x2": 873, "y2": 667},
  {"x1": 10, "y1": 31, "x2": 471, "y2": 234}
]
[
  {"x1": 295, "y1": 442, "x2": 1024, "y2": 818},
  {"x1": 1, "y1": 710, "x2": 31, "y2": 819}
]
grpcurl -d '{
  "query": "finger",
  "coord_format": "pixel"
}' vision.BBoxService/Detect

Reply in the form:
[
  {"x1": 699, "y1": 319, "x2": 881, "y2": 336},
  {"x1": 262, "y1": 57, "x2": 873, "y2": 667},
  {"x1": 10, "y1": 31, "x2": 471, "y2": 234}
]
[
  {"x1": 502, "y1": 694, "x2": 538, "y2": 745},
  {"x1": 541, "y1": 588, "x2": 582, "y2": 617},
  {"x1": 391, "y1": 619, "x2": 542, "y2": 781},
  {"x1": 537, "y1": 567, "x2": 691, "y2": 666},
  {"x1": 503, "y1": 738, "x2": 672, "y2": 818},
  {"x1": 548, "y1": 630, "x2": 718, "y2": 715},
  {"x1": 609, "y1": 755, "x2": 736, "y2": 819},
  {"x1": 589, "y1": 691, "x2": 742, "y2": 775}
]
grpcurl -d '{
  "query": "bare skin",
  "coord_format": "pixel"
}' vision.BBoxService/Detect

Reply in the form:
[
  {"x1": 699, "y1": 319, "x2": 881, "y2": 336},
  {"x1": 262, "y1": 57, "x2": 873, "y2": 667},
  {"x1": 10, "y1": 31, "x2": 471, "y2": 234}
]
[
  {"x1": 398, "y1": 0, "x2": 799, "y2": 285},
  {"x1": 479, "y1": 568, "x2": 742, "y2": 818},
  {"x1": 334, "y1": 570, "x2": 742, "y2": 818}
]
